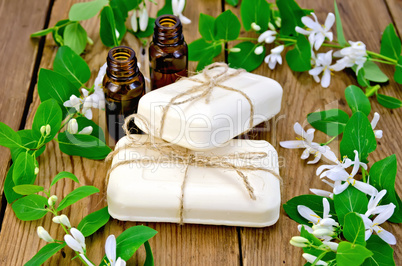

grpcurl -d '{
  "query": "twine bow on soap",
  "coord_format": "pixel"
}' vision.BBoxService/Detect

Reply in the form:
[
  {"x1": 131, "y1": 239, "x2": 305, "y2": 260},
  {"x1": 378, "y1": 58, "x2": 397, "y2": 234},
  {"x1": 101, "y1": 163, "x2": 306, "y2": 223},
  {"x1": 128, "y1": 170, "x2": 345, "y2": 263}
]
[
  {"x1": 106, "y1": 114, "x2": 282, "y2": 225},
  {"x1": 159, "y1": 62, "x2": 254, "y2": 138}
]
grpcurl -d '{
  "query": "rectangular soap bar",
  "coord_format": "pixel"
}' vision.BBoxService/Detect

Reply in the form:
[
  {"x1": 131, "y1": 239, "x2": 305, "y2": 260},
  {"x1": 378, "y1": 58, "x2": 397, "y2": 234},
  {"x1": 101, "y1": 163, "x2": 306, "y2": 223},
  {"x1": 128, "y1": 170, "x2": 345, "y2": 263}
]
[
  {"x1": 135, "y1": 66, "x2": 283, "y2": 151},
  {"x1": 107, "y1": 134, "x2": 281, "y2": 227}
]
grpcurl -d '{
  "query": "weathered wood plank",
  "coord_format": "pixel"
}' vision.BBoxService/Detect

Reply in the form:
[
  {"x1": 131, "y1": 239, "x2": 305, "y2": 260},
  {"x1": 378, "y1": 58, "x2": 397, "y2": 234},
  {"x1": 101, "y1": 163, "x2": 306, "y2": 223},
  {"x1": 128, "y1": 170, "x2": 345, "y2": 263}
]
[
  {"x1": 0, "y1": 0, "x2": 51, "y2": 200},
  {"x1": 0, "y1": 0, "x2": 240, "y2": 265},
  {"x1": 229, "y1": 0, "x2": 402, "y2": 265},
  {"x1": 384, "y1": 0, "x2": 402, "y2": 36}
]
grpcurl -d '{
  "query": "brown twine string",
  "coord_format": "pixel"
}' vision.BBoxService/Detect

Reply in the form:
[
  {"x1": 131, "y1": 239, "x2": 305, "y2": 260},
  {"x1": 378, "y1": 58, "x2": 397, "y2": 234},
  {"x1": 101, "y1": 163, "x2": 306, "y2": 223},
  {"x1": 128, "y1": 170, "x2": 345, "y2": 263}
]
[
  {"x1": 106, "y1": 116, "x2": 282, "y2": 225},
  {"x1": 158, "y1": 62, "x2": 254, "y2": 139}
]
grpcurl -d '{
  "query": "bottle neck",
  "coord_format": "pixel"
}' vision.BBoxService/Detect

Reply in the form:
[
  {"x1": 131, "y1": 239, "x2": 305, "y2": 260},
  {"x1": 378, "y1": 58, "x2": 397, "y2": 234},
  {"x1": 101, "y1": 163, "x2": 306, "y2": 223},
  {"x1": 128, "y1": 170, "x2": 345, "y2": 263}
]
[
  {"x1": 153, "y1": 15, "x2": 184, "y2": 46},
  {"x1": 106, "y1": 46, "x2": 140, "y2": 83}
]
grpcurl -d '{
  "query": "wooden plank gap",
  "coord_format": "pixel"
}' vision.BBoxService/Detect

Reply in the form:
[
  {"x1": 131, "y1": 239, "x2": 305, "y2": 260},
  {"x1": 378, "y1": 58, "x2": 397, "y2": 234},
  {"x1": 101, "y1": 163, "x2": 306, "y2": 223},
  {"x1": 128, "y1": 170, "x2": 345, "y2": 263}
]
[
  {"x1": 382, "y1": 0, "x2": 402, "y2": 37},
  {"x1": 18, "y1": 0, "x2": 56, "y2": 131},
  {"x1": 237, "y1": 227, "x2": 244, "y2": 266}
]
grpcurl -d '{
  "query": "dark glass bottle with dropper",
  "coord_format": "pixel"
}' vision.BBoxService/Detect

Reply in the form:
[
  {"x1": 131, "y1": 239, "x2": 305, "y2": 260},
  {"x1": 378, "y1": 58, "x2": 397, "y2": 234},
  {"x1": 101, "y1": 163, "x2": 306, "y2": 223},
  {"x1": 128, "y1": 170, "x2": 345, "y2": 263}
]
[
  {"x1": 103, "y1": 46, "x2": 145, "y2": 142},
  {"x1": 149, "y1": 15, "x2": 188, "y2": 91}
]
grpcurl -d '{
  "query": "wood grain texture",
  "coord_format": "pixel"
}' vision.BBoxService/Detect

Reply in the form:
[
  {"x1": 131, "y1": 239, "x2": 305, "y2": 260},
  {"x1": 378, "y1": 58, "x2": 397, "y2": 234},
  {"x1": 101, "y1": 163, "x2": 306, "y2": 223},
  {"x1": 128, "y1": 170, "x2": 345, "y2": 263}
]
[
  {"x1": 0, "y1": 0, "x2": 50, "y2": 196},
  {"x1": 384, "y1": 0, "x2": 402, "y2": 36},
  {"x1": 1, "y1": 0, "x2": 402, "y2": 265}
]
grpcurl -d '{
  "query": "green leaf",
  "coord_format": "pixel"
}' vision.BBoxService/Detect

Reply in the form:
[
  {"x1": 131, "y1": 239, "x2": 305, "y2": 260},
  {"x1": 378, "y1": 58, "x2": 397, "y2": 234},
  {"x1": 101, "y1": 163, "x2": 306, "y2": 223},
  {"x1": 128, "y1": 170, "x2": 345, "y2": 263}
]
[
  {"x1": 307, "y1": 109, "x2": 349, "y2": 136},
  {"x1": 100, "y1": 6, "x2": 118, "y2": 47},
  {"x1": 32, "y1": 99, "x2": 62, "y2": 144},
  {"x1": 13, "y1": 185, "x2": 44, "y2": 195},
  {"x1": 25, "y1": 242, "x2": 66, "y2": 266},
  {"x1": 112, "y1": 6, "x2": 127, "y2": 43},
  {"x1": 394, "y1": 55, "x2": 402, "y2": 84},
  {"x1": 344, "y1": 85, "x2": 371, "y2": 115},
  {"x1": 53, "y1": 46, "x2": 91, "y2": 89},
  {"x1": 228, "y1": 41, "x2": 264, "y2": 72},
  {"x1": 283, "y1": 195, "x2": 337, "y2": 225},
  {"x1": 363, "y1": 61, "x2": 389, "y2": 83},
  {"x1": 75, "y1": 117, "x2": 106, "y2": 143},
  {"x1": 132, "y1": 17, "x2": 156, "y2": 38},
  {"x1": 37, "y1": 68, "x2": 80, "y2": 115},
  {"x1": 52, "y1": 19, "x2": 69, "y2": 46},
  {"x1": 334, "y1": 1, "x2": 347, "y2": 46},
  {"x1": 363, "y1": 235, "x2": 395, "y2": 266},
  {"x1": 199, "y1": 14, "x2": 216, "y2": 41},
  {"x1": 69, "y1": 0, "x2": 109, "y2": 21},
  {"x1": 157, "y1": 0, "x2": 173, "y2": 16},
  {"x1": 64, "y1": 22, "x2": 87, "y2": 55},
  {"x1": 4, "y1": 165, "x2": 23, "y2": 203},
  {"x1": 340, "y1": 111, "x2": 376, "y2": 163},
  {"x1": 343, "y1": 213, "x2": 366, "y2": 246},
  {"x1": 277, "y1": 0, "x2": 308, "y2": 36},
  {"x1": 286, "y1": 35, "x2": 311, "y2": 72},
  {"x1": 214, "y1": 10, "x2": 241, "y2": 41},
  {"x1": 144, "y1": 241, "x2": 154, "y2": 266},
  {"x1": 12, "y1": 152, "x2": 36, "y2": 186},
  {"x1": 77, "y1": 206, "x2": 110, "y2": 237},
  {"x1": 12, "y1": 194, "x2": 48, "y2": 221},
  {"x1": 196, "y1": 56, "x2": 214, "y2": 72},
  {"x1": 336, "y1": 241, "x2": 373, "y2": 266},
  {"x1": 376, "y1": 93, "x2": 402, "y2": 109},
  {"x1": 0, "y1": 122, "x2": 21, "y2": 148},
  {"x1": 11, "y1": 130, "x2": 46, "y2": 161},
  {"x1": 31, "y1": 27, "x2": 53, "y2": 38},
  {"x1": 58, "y1": 132, "x2": 112, "y2": 160},
  {"x1": 57, "y1": 186, "x2": 99, "y2": 212},
  {"x1": 300, "y1": 226, "x2": 336, "y2": 262},
  {"x1": 369, "y1": 155, "x2": 402, "y2": 223},
  {"x1": 380, "y1": 24, "x2": 401, "y2": 61},
  {"x1": 188, "y1": 38, "x2": 221, "y2": 61},
  {"x1": 50, "y1": 171, "x2": 80, "y2": 187},
  {"x1": 357, "y1": 68, "x2": 370, "y2": 87},
  {"x1": 225, "y1": 0, "x2": 239, "y2": 6},
  {"x1": 334, "y1": 186, "x2": 368, "y2": 225},
  {"x1": 116, "y1": 225, "x2": 157, "y2": 260},
  {"x1": 240, "y1": 0, "x2": 271, "y2": 32}
]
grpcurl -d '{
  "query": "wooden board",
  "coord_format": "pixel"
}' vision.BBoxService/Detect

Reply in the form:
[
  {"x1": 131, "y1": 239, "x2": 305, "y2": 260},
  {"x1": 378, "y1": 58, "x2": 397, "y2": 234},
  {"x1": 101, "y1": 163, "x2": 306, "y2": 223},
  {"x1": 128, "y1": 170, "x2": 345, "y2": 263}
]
[{"x1": 0, "y1": 0, "x2": 402, "y2": 265}]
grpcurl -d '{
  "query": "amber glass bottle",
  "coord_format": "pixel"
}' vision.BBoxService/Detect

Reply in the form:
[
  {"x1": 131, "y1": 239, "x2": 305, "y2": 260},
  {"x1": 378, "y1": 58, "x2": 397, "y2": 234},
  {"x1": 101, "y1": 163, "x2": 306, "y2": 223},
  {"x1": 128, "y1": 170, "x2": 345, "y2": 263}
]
[
  {"x1": 149, "y1": 15, "x2": 188, "y2": 90},
  {"x1": 103, "y1": 46, "x2": 145, "y2": 142}
]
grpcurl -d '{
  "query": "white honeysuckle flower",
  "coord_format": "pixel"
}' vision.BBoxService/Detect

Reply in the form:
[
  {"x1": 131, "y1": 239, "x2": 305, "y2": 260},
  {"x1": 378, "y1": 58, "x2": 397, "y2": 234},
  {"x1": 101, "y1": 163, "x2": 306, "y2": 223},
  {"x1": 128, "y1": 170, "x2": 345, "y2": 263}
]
[
  {"x1": 280, "y1": 122, "x2": 331, "y2": 164},
  {"x1": 360, "y1": 203, "x2": 397, "y2": 245},
  {"x1": 78, "y1": 126, "x2": 93, "y2": 135},
  {"x1": 254, "y1": 46, "x2": 264, "y2": 55},
  {"x1": 130, "y1": 9, "x2": 138, "y2": 32},
  {"x1": 264, "y1": 45, "x2": 284, "y2": 70},
  {"x1": 67, "y1": 119, "x2": 78, "y2": 134},
  {"x1": 371, "y1": 112, "x2": 383, "y2": 139},
  {"x1": 268, "y1": 22, "x2": 276, "y2": 31},
  {"x1": 310, "y1": 187, "x2": 334, "y2": 199},
  {"x1": 295, "y1": 12, "x2": 335, "y2": 50},
  {"x1": 309, "y1": 50, "x2": 344, "y2": 88},
  {"x1": 37, "y1": 226, "x2": 54, "y2": 243},
  {"x1": 365, "y1": 190, "x2": 388, "y2": 217},
  {"x1": 63, "y1": 95, "x2": 82, "y2": 112},
  {"x1": 290, "y1": 236, "x2": 310, "y2": 247},
  {"x1": 257, "y1": 30, "x2": 277, "y2": 44},
  {"x1": 105, "y1": 235, "x2": 126, "y2": 266},
  {"x1": 229, "y1": 47, "x2": 241, "y2": 53},
  {"x1": 94, "y1": 63, "x2": 107, "y2": 92},
  {"x1": 60, "y1": 214, "x2": 71, "y2": 228},
  {"x1": 79, "y1": 254, "x2": 95, "y2": 266},
  {"x1": 172, "y1": 0, "x2": 191, "y2": 24},
  {"x1": 48, "y1": 195, "x2": 58, "y2": 207},
  {"x1": 334, "y1": 41, "x2": 367, "y2": 73},
  {"x1": 326, "y1": 150, "x2": 378, "y2": 196},
  {"x1": 322, "y1": 241, "x2": 338, "y2": 252},
  {"x1": 139, "y1": 3, "x2": 148, "y2": 31},
  {"x1": 64, "y1": 228, "x2": 86, "y2": 254},
  {"x1": 251, "y1": 22, "x2": 261, "y2": 31},
  {"x1": 92, "y1": 63, "x2": 107, "y2": 110},
  {"x1": 302, "y1": 253, "x2": 328, "y2": 266},
  {"x1": 316, "y1": 153, "x2": 353, "y2": 179}
]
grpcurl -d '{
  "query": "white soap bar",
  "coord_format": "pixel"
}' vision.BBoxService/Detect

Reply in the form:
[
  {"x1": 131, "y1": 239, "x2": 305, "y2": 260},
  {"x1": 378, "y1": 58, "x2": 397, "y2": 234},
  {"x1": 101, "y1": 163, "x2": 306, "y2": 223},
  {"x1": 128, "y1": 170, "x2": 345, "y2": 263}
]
[
  {"x1": 107, "y1": 135, "x2": 281, "y2": 227},
  {"x1": 135, "y1": 66, "x2": 283, "y2": 151}
]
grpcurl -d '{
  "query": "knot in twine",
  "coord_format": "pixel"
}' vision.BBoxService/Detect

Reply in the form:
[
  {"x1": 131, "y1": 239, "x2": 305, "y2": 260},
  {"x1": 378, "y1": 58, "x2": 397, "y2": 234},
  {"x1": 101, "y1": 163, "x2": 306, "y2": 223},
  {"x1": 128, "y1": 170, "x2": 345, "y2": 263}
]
[
  {"x1": 159, "y1": 62, "x2": 253, "y2": 138},
  {"x1": 106, "y1": 114, "x2": 282, "y2": 225}
]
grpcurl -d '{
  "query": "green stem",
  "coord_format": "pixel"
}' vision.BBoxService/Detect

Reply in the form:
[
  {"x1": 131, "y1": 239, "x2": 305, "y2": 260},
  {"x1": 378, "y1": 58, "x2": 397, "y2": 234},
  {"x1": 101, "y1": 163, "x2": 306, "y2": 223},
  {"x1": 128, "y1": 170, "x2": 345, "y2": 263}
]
[
  {"x1": 361, "y1": 166, "x2": 368, "y2": 183},
  {"x1": 54, "y1": 21, "x2": 74, "y2": 30},
  {"x1": 367, "y1": 51, "x2": 397, "y2": 64},
  {"x1": 237, "y1": 37, "x2": 258, "y2": 41},
  {"x1": 321, "y1": 136, "x2": 337, "y2": 146},
  {"x1": 321, "y1": 43, "x2": 344, "y2": 49},
  {"x1": 311, "y1": 252, "x2": 327, "y2": 266},
  {"x1": 369, "y1": 58, "x2": 395, "y2": 65},
  {"x1": 365, "y1": 84, "x2": 381, "y2": 97},
  {"x1": 277, "y1": 37, "x2": 297, "y2": 43}
]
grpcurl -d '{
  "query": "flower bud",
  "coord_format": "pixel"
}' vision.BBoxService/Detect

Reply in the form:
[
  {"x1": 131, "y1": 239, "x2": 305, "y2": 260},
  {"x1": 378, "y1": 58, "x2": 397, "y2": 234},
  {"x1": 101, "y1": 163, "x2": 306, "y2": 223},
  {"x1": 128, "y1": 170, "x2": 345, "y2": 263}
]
[
  {"x1": 60, "y1": 214, "x2": 71, "y2": 228},
  {"x1": 34, "y1": 167, "x2": 39, "y2": 175},
  {"x1": 322, "y1": 241, "x2": 339, "y2": 252},
  {"x1": 52, "y1": 216, "x2": 61, "y2": 224},
  {"x1": 251, "y1": 22, "x2": 261, "y2": 31},
  {"x1": 290, "y1": 239, "x2": 307, "y2": 247},
  {"x1": 40, "y1": 126, "x2": 46, "y2": 135},
  {"x1": 313, "y1": 228, "x2": 334, "y2": 237},
  {"x1": 291, "y1": 236, "x2": 309, "y2": 243},
  {"x1": 37, "y1": 226, "x2": 54, "y2": 242},
  {"x1": 67, "y1": 119, "x2": 78, "y2": 134},
  {"x1": 275, "y1": 17, "x2": 282, "y2": 27},
  {"x1": 229, "y1": 47, "x2": 241, "y2": 53},
  {"x1": 254, "y1": 46, "x2": 264, "y2": 55},
  {"x1": 45, "y1": 124, "x2": 51, "y2": 135},
  {"x1": 268, "y1": 22, "x2": 276, "y2": 31},
  {"x1": 48, "y1": 195, "x2": 58, "y2": 207}
]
